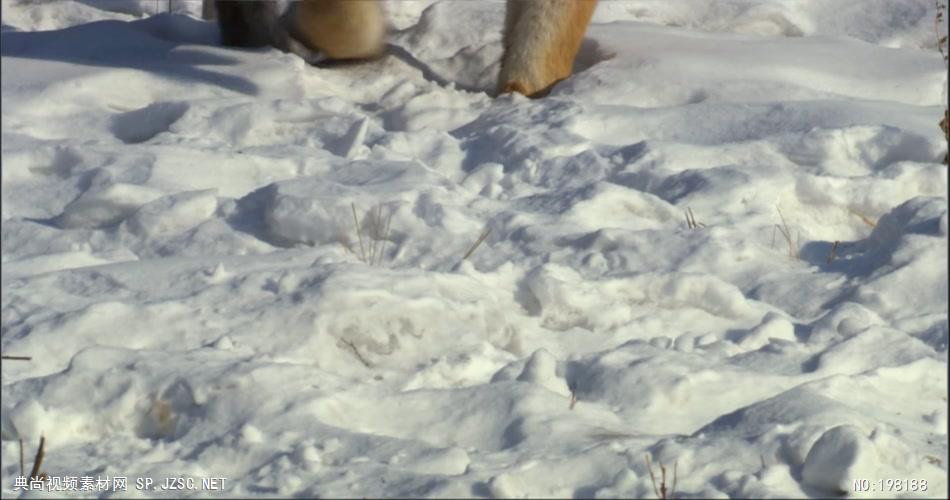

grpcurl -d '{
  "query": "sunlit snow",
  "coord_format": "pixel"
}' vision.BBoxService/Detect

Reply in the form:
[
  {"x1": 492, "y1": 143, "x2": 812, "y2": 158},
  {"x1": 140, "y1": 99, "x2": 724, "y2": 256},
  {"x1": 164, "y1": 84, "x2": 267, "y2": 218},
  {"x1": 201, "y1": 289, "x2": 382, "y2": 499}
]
[{"x1": 2, "y1": 1, "x2": 947, "y2": 498}]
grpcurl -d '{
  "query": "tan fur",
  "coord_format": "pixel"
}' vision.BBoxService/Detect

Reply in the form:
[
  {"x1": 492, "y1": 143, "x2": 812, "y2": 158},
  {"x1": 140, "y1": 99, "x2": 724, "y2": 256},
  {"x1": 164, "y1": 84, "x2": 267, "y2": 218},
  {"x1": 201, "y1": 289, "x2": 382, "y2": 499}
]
[
  {"x1": 498, "y1": 0, "x2": 598, "y2": 97},
  {"x1": 213, "y1": 0, "x2": 596, "y2": 98},
  {"x1": 289, "y1": 0, "x2": 386, "y2": 60}
]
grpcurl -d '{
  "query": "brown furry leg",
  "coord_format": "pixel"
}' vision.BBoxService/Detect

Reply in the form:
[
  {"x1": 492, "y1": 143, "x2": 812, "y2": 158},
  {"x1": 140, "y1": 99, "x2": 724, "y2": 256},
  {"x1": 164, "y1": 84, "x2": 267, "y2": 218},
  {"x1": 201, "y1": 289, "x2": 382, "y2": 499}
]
[
  {"x1": 498, "y1": 0, "x2": 597, "y2": 98},
  {"x1": 287, "y1": 0, "x2": 385, "y2": 60},
  {"x1": 214, "y1": 0, "x2": 289, "y2": 50}
]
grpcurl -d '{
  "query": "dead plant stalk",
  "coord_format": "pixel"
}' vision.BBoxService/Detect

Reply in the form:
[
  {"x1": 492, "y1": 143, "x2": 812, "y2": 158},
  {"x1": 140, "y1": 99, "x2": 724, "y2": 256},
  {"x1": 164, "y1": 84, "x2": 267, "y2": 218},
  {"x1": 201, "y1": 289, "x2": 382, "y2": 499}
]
[
  {"x1": 460, "y1": 228, "x2": 490, "y2": 264},
  {"x1": 1, "y1": 355, "x2": 32, "y2": 361},
  {"x1": 773, "y1": 206, "x2": 799, "y2": 259},
  {"x1": 29, "y1": 436, "x2": 47, "y2": 482},
  {"x1": 685, "y1": 207, "x2": 705, "y2": 229},
  {"x1": 645, "y1": 454, "x2": 677, "y2": 499},
  {"x1": 351, "y1": 203, "x2": 367, "y2": 262}
]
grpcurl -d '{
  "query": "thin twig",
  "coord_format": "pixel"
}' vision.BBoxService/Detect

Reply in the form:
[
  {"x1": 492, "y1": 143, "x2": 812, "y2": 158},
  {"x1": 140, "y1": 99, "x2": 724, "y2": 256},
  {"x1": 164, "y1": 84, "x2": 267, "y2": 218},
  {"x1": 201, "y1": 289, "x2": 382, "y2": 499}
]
[
  {"x1": 826, "y1": 240, "x2": 839, "y2": 264},
  {"x1": 775, "y1": 206, "x2": 798, "y2": 259},
  {"x1": 645, "y1": 455, "x2": 677, "y2": 499},
  {"x1": 684, "y1": 207, "x2": 704, "y2": 229},
  {"x1": 351, "y1": 203, "x2": 366, "y2": 262},
  {"x1": 776, "y1": 207, "x2": 791, "y2": 240},
  {"x1": 460, "y1": 228, "x2": 491, "y2": 264},
  {"x1": 774, "y1": 223, "x2": 792, "y2": 255},
  {"x1": 660, "y1": 462, "x2": 666, "y2": 498},
  {"x1": 29, "y1": 436, "x2": 46, "y2": 481},
  {"x1": 376, "y1": 210, "x2": 394, "y2": 266},
  {"x1": 19, "y1": 438, "x2": 24, "y2": 478},
  {"x1": 660, "y1": 462, "x2": 667, "y2": 499},
  {"x1": 848, "y1": 208, "x2": 877, "y2": 228},
  {"x1": 373, "y1": 205, "x2": 385, "y2": 262},
  {"x1": 375, "y1": 205, "x2": 385, "y2": 263},
  {"x1": 671, "y1": 461, "x2": 677, "y2": 500},
  {"x1": 1, "y1": 355, "x2": 32, "y2": 361},
  {"x1": 341, "y1": 339, "x2": 371, "y2": 368},
  {"x1": 367, "y1": 205, "x2": 379, "y2": 264},
  {"x1": 646, "y1": 455, "x2": 660, "y2": 499}
]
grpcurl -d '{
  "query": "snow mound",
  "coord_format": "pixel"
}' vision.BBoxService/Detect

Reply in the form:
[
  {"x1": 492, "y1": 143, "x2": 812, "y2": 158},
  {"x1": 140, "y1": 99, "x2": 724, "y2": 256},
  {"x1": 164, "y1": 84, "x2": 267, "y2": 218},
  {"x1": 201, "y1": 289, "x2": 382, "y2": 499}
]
[
  {"x1": 802, "y1": 425, "x2": 879, "y2": 494},
  {"x1": 2, "y1": 0, "x2": 946, "y2": 497}
]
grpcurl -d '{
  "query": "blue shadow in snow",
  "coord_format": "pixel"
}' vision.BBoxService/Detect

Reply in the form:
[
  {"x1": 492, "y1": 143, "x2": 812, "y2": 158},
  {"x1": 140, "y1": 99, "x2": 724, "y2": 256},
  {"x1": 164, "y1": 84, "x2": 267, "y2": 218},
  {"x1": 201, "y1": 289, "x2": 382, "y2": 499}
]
[{"x1": 1, "y1": 13, "x2": 261, "y2": 95}]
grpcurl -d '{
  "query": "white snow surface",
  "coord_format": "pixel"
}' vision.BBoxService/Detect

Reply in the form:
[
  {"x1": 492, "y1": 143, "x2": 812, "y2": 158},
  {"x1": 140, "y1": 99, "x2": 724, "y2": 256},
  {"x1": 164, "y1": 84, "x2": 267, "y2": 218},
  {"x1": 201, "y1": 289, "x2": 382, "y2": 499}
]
[{"x1": 1, "y1": 0, "x2": 948, "y2": 498}]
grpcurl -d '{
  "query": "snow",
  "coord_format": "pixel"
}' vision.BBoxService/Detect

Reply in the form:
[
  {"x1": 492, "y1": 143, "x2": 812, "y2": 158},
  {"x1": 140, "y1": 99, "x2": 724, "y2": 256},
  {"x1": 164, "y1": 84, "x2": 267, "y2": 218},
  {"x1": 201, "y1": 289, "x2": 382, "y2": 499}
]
[{"x1": 1, "y1": 0, "x2": 947, "y2": 498}]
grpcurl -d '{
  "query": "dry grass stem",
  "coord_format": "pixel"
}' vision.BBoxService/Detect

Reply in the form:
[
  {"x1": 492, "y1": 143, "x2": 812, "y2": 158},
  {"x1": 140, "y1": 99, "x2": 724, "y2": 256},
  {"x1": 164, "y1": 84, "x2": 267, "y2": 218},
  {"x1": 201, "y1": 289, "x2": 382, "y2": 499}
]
[
  {"x1": 344, "y1": 204, "x2": 394, "y2": 265},
  {"x1": 660, "y1": 462, "x2": 668, "y2": 499},
  {"x1": 1, "y1": 355, "x2": 32, "y2": 361},
  {"x1": 645, "y1": 455, "x2": 677, "y2": 499},
  {"x1": 671, "y1": 461, "x2": 678, "y2": 499},
  {"x1": 684, "y1": 207, "x2": 705, "y2": 229},
  {"x1": 461, "y1": 228, "x2": 491, "y2": 264},
  {"x1": 341, "y1": 339, "x2": 371, "y2": 368},
  {"x1": 367, "y1": 204, "x2": 394, "y2": 266},
  {"x1": 848, "y1": 208, "x2": 877, "y2": 228},
  {"x1": 369, "y1": 205, "x2": 383, "y2": 264},
  {"x1": 377, "y1": 210, "x2": 394, "y2": 266},
  {"x1": 774, "y1": 207, "x2": 799, "y2": 259},
  {"x1": 646, "y1": 455, "x2": 659, "y2": 498},
  {"x1": 29, "y1": 436, "x2": 47, "y2": 482},
  {"x1": 827, "y1": 240, "x2": 840, "y2": 264},
  {"x1": 351, "y1": 203, "x2": 367, "y2": 262}
]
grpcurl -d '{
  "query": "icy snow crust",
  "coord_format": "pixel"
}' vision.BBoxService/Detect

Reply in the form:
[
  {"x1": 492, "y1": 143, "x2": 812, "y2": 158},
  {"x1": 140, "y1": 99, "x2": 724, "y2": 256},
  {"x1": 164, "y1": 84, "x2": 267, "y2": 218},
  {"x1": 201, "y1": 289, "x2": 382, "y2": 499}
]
[{"x1": 1, "y1": 0, "x2": 947, "y2": 498}]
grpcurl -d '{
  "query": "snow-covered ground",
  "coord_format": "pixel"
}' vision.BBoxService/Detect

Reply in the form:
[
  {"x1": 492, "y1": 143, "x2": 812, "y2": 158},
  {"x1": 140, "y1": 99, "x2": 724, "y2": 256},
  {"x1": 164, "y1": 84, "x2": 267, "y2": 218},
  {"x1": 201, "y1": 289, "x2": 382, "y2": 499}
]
[{"x1": 1, "y1": 0, "x2": 947, "y2": 498}]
